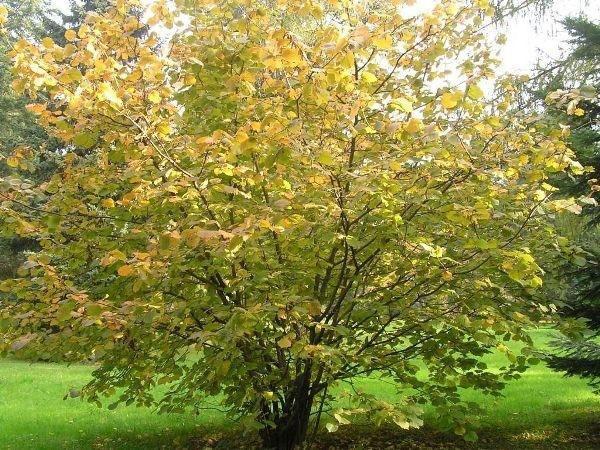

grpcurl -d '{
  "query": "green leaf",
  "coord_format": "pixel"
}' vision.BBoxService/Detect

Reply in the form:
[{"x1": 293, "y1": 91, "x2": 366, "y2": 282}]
[
  {"x1": 86, "y1": 304, "x2": 102, "y2": 317},
  {"x1": 464, "y1": 430, "x2": 478, "y2": 442},
  {"x1": 454, "y1": 424, "x2": 466, "y2": 435},
  {"x1": 73, "y1": 132, "x2": 98, "y2": 149},
  {"x1": 46, "y1": 215, "x2": 61, "y2": 232},
  {"x1": 580, "y1": 85, "x2": 596, "y2": 99},
  {"x1": 316, "y1": 152, "x2": 334, "y2": 166}
]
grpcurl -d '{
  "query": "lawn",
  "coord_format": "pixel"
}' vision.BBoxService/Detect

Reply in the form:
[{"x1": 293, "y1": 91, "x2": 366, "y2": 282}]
[{"x1": 1, "y1": 328, "x2": 598, "y2": 449}]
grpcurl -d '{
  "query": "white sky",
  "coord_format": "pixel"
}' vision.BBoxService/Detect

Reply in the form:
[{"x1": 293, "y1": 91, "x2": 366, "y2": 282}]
[
  {"x1": 50, "y1": 0, "x2": 598, "y2": 75},
  {"x1": 500, "y1": 0, "x2": 600, "y2": 73},
  {"x1": 52, "y1": 0, "x2": 71, "y2": 14}
]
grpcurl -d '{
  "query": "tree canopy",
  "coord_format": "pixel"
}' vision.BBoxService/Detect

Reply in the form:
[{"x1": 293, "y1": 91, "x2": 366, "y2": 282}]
[
  {"x1": 0, "y1": 0, "x2": 110, "y2": 279},
  {"x1": 0, "y1": 1, "x2": 590, "y2": 448},
  {"x1": 534, "y1": 16, "x2": 600, "y2": 392}
]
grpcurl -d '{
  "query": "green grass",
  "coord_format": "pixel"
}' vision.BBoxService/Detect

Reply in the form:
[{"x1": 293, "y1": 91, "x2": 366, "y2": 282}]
[
  {"x1": 351, "y1": 329, "x2": 598, "y2": 428},
  {"x1": 0, "y1": 362, "x2": 223, "y2": 449},
  {"x1": 1, "y1": 329, "x2": 598, "y2": 449}
]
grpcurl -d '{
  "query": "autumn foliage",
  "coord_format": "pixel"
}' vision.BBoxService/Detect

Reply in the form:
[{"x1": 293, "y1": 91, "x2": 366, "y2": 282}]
[{"x1": 0, "y1": 0, "x2": 589, "y2": 448}]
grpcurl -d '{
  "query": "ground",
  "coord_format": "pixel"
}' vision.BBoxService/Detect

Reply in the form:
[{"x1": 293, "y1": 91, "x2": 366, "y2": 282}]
[{"x1": 0, "y1": 329, "x2": 598, "y2": 449}]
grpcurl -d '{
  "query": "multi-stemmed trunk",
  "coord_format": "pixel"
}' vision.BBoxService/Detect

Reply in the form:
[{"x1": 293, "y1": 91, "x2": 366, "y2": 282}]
[{"x1": 259, "y1": 371, "x2": 316, "y2": 449}]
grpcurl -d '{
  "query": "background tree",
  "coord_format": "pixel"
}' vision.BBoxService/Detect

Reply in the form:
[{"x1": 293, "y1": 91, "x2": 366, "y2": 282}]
[
  {"x1": 0, "y1": 0, "x2": 111, "y2": 279},
  {"x1": 61, "y1": 1, "x2": 113, "y2": 30},
  {"x1": 0, "y1": 0, "x2": 62, "y2": 279},
  {"x1": 0, "y1": 1, "x2": 588, "y2": 448},
  {"x1": 531, "y1": 17, "x2": 600, "y2": 391}
]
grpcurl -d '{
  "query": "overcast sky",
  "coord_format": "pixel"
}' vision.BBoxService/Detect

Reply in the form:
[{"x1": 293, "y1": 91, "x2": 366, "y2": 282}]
[
  {"x1": 51, "y1": 0, "x2": 598, "y2": 74},
  {"x1": 500, "y1": 0, "x2": 599, "y2": 73}
]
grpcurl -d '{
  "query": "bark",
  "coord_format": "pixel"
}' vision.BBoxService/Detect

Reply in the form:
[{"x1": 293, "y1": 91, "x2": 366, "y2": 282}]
[{"x1": 259, "y1": 370, "x2": 315, "y2": 449}]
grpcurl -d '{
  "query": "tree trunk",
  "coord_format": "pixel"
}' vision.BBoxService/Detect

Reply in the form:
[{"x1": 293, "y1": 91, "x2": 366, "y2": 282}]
[
  {"x1": 260, "y1": 405, "x2": 313, "y2": 449},
  {"x1": 260, "y1": 371, "x2": 314, "y2": 449}
]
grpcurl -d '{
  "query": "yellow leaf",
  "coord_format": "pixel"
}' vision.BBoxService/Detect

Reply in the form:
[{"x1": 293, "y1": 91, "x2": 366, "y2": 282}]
[
  {"x1": 157, "y1": 122, "x2": 172, "y2": 135},
  {"x1": 258, "y1": 219, "x2": 271, "y2": 229},
  {"x1": 97, "y1": 83, "x2": 123, "y2": 108},
  {"x1": 281, "y1": 48, "x2": 303, "y2": 66},
  {"x1": 67, "y1": 68, "x2": 83, "y2": 82},
  {"x1": 361, "y1": 71, "x2": 378, "y2": 83},
  {"x1": 467, "y1": 84, "x2": 484, "y2": 100},
  {"x1": 389, "y1": 161, "x2": 403, "y2": 171},
  {"x1": 0, "y1": 5, "x2": 8, "y2": 25},
  {"x1": 405, "y1": 118, "x2": 423, "y2": 134},
  {"x1": 446, "y1": 3, "x2": 459, "y2": 14},
  {"x1": 235, "y1": 131, "x2": 249, "y2": 144},
  {"x1": 277, "y1": 336, "x2": 292, "y2": 348},
  {"x1": 264, "y1": 56, "x2": 283, "y2": 70},
  {"x1": 487, "y1": 116, "x2": 502, "y2": 128},
  {"x1": 184, "y1": 74, "x2": 197, "y2": 86},
  {"x1": 373, "y1": 35, "x2": 392, "y2": 49},
  {"x1": 64, "y1": 29, "x2": 77, "y2": 42},
  {"x1": 101, "y1": 198, "x2": 115, "y2": 208},
  {"x1": 148, "y1": 91, "x2": 161, "y2": 104},
  {"x1": 117, "y1": 265, "x2": 134, "y2": 277},
  {"x1": 181, "y1": 229, "x2": 201, "y2": 248},
  {"x1": 441, "y1": 92, "x2": 459, "y2": 109},
  {"x1": 391, "y1": 97, "x2": 413, "y2": 113},
  {"x1": 339, "y1": 52, "x2": 354, "y2": 70},
  {"x1": 442, "y1": 270, "x2": 453, "y2": 281},
  {"x1": 517, "y1": 155, "x2": 529, "y2": 167},
  {"x1": 41, "y1": 37, "x2": 55, "y2": 49},
  {"x1": 6, "y1": 156, "x2": 19, "y2": 168},
  {"x1": 306, "y1": 301, "x2": 322, "y2": 316}
]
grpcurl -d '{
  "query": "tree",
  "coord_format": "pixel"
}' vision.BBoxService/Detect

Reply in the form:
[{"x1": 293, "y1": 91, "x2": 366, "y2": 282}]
[
  {"x1": 0, "y1": 0, "x2": 65, "y2": 176},
  {"x1": 0, "y1": 1, "x2": 588, "y2": 448},
  {"x1": 61, "y1": 0, "x2": 113, "y2": 29},
  {"x1": 547, "y1": 219, "x2": 600, "y2": 392},
  {"x1": 532, "y1": 17, "x2": 599, "y2": 201},
  {"x1": 0, "y1": 0, "x2": 111, "y2": 280},
  {"x1": 0, "y1": 1, "x2": 63, "y2": 279},
  {"x1": 535, "y1": 17, "x2": 600, "y2": 391}
]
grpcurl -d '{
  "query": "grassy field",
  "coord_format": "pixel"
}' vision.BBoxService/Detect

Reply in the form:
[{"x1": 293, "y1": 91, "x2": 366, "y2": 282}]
[{"x1": 1, "y1": 329, "x2": 598, "y2": 449}]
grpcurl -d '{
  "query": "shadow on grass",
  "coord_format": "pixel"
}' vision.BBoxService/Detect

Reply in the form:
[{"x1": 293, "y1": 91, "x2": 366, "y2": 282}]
[
  {"x1": 177, "y1": 418, "x2": 600, "y2": 450},
  {"x1": 7, "y1": 424, "x2": 224, "y2": 450},
  {"x1": 291, "y1": 421, "x2": 599, "y2": 450},
  {"x1": 88, "y1": 425, "x2": 221, "y2": 450},
  {"x1": 5, "y1": 407, "x2": 599, "y2": 449}
]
